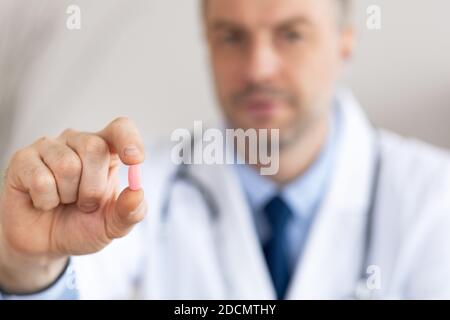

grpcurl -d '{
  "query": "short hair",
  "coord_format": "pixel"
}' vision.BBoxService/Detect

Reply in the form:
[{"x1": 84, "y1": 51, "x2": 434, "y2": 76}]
[{"x1": 202, "y1": 0, "x2": 353, "y2": 28}]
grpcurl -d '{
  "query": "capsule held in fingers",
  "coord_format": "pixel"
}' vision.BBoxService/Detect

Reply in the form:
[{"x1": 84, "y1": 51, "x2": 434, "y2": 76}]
[{"x1": 128, "y1": 164, "x2": 142, "y2": 191}]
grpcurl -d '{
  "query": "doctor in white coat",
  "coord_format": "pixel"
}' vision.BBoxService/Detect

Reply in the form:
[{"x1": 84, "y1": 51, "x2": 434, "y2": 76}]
[{"x1": 1, "y1": 0, "x2": 450, "y2": 300}]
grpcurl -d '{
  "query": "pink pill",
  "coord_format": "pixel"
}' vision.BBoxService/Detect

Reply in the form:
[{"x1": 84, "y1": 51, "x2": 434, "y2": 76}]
[{"x1": 128, "y1": 164, "x2": 142, "y2": 191}]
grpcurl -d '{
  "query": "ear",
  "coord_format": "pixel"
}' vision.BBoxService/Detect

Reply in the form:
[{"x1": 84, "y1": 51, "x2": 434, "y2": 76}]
[{"x1": 339, "y1": 26, "x2": 356, "y2": 62}]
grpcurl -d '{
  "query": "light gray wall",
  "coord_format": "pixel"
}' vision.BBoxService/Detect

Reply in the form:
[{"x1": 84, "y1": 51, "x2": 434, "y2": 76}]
[
  {"x1": 1, "y1": 0, "x2": 449, "y2": 170},
  {"x1": 348, "y1": 0, "x2": 450, "y2": 148}
]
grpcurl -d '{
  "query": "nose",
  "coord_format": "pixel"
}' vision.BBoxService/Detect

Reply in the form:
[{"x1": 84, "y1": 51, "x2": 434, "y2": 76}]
[{"x1": 244, "y1": 38, "x2": 281, "y2": 84}]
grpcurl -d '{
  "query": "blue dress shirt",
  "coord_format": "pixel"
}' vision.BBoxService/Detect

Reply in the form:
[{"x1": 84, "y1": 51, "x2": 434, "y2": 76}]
[{"x1": 235, "y1": 105, "x2": 341, "y2": 273}]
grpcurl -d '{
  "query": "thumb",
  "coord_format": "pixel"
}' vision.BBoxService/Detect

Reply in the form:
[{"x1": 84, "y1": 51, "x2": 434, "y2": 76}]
[{"x1": 105, "y1": 188, "x2": 147, "y2": 240}]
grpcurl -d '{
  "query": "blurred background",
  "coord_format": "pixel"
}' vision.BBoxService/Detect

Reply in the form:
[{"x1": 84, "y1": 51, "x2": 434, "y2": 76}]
[{"x1": 1, "y1": 0, "x2": 449, "y2": 170}]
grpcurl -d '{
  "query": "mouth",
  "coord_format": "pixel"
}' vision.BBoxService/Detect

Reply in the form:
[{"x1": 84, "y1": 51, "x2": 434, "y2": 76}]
[{"x1": 244, "y1": 98, "x2": 281, "y2": 119}]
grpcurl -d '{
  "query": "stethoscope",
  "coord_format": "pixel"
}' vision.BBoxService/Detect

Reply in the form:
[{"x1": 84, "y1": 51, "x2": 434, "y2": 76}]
[{"x1": 160, "y1": 132, "x2": 382, "y2": 300}]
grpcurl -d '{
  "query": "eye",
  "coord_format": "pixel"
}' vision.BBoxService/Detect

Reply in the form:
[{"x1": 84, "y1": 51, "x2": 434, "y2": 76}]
[
  {"x1": 281, "y1": 29, "x2": 303, "y2": 42},
  {"x1": 224, "y1": 33, "x2": 238, "y2": 43},
  {"x1": 221, "y1": 31, "x2": 243, "y2": 45}
]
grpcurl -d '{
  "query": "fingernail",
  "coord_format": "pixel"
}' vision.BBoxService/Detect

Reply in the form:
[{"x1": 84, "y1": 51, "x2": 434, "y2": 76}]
[{"x1": 124, "y1": 145, "x2": 140, "y2": 157}]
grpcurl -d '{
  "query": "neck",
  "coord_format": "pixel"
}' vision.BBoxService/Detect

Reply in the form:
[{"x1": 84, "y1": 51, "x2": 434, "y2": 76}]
[{"x1": 264, "y1": 112, "x2": 331, "y2": 186}]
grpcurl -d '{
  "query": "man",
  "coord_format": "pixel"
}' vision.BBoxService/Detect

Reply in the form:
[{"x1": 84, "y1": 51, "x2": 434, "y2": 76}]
[{"x1": 1, "y1": 0, "x2": 450, "y2": 299}]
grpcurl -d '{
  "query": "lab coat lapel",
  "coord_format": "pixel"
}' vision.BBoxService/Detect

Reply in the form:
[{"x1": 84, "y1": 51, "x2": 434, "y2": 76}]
[
  {"x1": 187, "y1": 159, "x2": 275, "y2": 299},
  {"x1": 287, "y1": 91, "x2": 377, "y2": 299}
]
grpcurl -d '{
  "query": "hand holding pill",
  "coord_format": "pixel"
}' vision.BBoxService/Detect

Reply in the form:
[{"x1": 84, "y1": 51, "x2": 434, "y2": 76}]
[{"x1": 0, "y1": 117, "x2": 147, "y2": 293}]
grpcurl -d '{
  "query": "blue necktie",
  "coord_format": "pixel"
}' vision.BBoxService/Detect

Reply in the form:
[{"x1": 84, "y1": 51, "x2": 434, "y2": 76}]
[{"x1": 263, "y1": 195, "x2": 293, "y2": 300}]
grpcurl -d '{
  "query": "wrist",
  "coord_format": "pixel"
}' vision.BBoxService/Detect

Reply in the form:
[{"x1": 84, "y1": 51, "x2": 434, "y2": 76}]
[{"x1": 0, "y1": 235, "x2": 69, "y2": 295}]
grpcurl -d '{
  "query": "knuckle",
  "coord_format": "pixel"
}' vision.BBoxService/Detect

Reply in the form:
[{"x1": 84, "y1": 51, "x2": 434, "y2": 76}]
[
  {"x1": 33, "y1": 136, "x2": 53, "y2": 146},
  {"x1": 111, "y1": 116, "x2": 131, "y2": 128},
  {"x1": 54, "y1": 153, "x2": 81, "y2": 178},
  {"x1": 10, "y1": 151, "x2": 24, "y2": 168},
  {"x1": 81, "y1": 136, "x2": 109, "y2": 157},
  {"x1": 110, "y1": 117, "x2": 136, "y2": 136},
  {"x1": 31, "y1": 172, "x2": 55, "y2": 194},
  {"x1": 10, "y1": 149, "x2": 37, "y2": 181},
  {"x1": 61, "y1": 128, "x2": 76, "y2": 137},
  {"x1": 11, "y1": 148, "x2": 32, "y2": 164}
]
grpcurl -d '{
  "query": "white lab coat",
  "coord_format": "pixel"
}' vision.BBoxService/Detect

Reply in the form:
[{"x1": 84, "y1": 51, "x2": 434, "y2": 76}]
[{"x1": 71, "y1": 91, "x2": 450, "y2": 300}]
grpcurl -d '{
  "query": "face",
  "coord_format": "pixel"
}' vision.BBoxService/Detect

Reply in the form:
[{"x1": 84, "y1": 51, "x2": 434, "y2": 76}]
[{"x1": 205, "y1": 0, "x2": 354, "y2": 146}]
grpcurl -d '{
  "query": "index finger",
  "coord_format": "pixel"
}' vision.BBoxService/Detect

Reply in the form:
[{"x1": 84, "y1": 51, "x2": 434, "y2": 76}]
[{"x1": 97, "y1": 117, "x2": 145, "y2": 165}]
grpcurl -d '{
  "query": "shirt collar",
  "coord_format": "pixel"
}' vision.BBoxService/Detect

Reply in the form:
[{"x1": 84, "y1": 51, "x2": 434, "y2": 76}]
[{"x1": 235, "y1": 100, "x2": 341, "y2": 219}]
